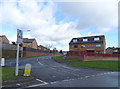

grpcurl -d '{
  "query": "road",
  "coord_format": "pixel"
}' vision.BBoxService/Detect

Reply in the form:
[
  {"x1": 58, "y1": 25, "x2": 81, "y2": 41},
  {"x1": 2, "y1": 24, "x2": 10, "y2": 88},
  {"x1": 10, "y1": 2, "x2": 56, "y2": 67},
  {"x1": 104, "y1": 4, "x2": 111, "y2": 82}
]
[{"x1": 5, "y1": 55, "x2": 119, "y2": 88}]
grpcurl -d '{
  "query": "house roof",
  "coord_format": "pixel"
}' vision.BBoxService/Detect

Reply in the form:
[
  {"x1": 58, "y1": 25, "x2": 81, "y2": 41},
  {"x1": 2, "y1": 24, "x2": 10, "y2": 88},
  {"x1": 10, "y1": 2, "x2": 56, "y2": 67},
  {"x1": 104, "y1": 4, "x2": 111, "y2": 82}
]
[
  {"x1": 0, "y1": 35, "x2": 6, "y2": 37},
  {"x1": 107, "y1": 47, "x2": 120, "y2": 50},
  {"x1": 69, "y1": 35, "x2": 105, "y2": 44},
  {"x1": 38, "y1": 45, "x2": 48, "y2": 49},
  {"x1": 0, "y1": 35, "x2": 9, "y2": 41},
  {"x1": 23, "y1": 38, "x2": 35, "y2": 43}
]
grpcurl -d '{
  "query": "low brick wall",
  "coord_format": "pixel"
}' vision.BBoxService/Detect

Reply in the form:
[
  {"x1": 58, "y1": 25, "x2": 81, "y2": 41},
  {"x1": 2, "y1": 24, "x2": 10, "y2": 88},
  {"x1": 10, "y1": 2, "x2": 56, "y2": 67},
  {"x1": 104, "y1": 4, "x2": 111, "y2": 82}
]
[
  {"x1": 23, "y1": 51, "x2": 52, "y2": 57},
  {"x1": 67, "y1": 51, "x2": 119, "y2": 61},
  {"x1": 66, "y1": 55, "x2": 84, "y2": 61},
  {"x1": 2, "y1": 49, "x2": 22, "y2": 59},
  {"x1": 23, "y1": 47, "x2": 52, "y2": 57},
  {"x1": 84, "y1": 56, "x2": 118, "y2": 61}
]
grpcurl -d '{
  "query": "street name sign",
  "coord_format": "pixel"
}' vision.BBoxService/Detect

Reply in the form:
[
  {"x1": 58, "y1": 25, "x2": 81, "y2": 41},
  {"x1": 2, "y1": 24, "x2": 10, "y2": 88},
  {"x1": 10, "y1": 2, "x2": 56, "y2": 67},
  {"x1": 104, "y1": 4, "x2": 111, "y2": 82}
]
[{"x1": 17, "y1": 29, "x2": 23, "y2": 43}]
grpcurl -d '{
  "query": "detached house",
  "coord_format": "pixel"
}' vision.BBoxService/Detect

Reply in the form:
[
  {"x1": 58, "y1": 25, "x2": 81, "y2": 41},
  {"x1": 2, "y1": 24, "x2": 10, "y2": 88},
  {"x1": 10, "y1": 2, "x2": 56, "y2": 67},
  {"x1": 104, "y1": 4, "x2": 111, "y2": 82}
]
[
  {"x1": 22, "y1": 38, "x2": 38, "y2": 49},
  {"x1": 69, "y1": 35, "x2": 106, "y2": 53},
  {"x1": 0, "y1": 35, "x2": 9, "y2": 44},
  {"x1": 106, "y1": 47, "x2": 120, "y2": 54}
]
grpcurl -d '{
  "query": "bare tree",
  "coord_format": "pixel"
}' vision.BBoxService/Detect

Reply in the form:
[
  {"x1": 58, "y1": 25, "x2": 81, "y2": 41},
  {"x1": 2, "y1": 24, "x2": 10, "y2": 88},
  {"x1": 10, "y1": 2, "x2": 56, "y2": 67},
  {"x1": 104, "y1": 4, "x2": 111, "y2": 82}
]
[{"x1": 45, "y1": 44, "x2": 53, "y2": 50}]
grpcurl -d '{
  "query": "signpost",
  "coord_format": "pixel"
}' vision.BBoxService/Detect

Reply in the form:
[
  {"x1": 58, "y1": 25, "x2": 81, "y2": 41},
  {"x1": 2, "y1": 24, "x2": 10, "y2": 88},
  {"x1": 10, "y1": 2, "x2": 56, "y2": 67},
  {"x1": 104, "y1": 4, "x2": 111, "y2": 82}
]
[{"x1": 16, "y1": 29, "x2": 23, "y2": 76}]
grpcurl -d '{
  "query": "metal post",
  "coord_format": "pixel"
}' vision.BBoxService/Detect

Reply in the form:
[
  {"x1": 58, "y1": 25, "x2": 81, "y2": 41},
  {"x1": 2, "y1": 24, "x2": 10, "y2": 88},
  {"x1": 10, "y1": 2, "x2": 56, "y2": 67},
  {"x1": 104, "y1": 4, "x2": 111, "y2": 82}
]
[{"x1": 15, "y1": 43, "x2": 19, "y2": 76}]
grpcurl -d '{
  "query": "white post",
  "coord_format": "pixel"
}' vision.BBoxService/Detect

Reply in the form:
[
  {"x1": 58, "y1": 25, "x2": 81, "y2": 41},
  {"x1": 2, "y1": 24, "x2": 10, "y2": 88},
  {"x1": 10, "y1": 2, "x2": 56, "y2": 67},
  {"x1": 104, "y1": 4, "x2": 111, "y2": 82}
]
[
  {"x1": 15, "y1": 43, "x2": 19, "y2": 76},
  {"x1": 1, "y1": 58, "x2": 5, "y2": 66}
]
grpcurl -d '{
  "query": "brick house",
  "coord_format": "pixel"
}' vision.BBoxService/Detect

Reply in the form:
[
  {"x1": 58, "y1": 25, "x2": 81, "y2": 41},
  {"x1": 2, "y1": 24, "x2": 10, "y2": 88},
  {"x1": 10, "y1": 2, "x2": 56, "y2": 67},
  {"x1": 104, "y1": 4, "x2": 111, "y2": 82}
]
[
  {"x1": 69, "y1": 35, "x2": 106, "y2": 53},
  {"x1": 0, "y1": 35, "x2": 9, "y2": 44},
  {"x1": 38, "y1": 45, "x2": 49, "y2": 51},
  {"x1": 22, "y1": 38, "x2": 38, "y2": 49},
  {"x1": 106, "y1": 47, "x2": 120, "y2": 54}
]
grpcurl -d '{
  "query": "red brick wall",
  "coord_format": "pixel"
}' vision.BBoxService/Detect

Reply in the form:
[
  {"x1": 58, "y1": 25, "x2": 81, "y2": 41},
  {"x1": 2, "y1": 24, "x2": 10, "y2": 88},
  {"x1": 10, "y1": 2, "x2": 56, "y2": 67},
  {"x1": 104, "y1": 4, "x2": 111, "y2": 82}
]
[
  {"x1": 24, "y1": 51, "x2": 52, "y2": 57},
  {"x1": 84, "y1": 56, "x2": 118, "y2": 61},
  {"x1": 67, "y1": 51, "x2": 119, "y2": 61},
  {"x1": 67, "y1": 51, "x2": 119, "y2": 57}
]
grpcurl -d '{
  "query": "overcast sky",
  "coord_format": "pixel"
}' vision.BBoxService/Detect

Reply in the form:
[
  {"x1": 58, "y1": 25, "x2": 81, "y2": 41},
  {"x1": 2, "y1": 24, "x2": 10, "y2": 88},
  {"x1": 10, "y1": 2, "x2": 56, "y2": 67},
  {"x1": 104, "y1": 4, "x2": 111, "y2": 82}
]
[{"x1": 0, "y1": 0, "x2": 119, "y2": 51}]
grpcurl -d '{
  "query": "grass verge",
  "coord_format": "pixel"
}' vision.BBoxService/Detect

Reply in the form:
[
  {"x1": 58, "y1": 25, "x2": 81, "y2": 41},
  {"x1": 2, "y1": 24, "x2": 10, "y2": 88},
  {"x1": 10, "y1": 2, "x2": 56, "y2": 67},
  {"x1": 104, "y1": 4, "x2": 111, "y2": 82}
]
[
  {"x1": 71, "y1": 60, "x2": 120, "y2": 71},
  {"x1": 52, "y1": 55, "x2": 64, "y2": 61},
  {"x1": 2, "y1": 67, "x2": 35, "y2": 85},
  {"x1": 65, "y1": 58, "x2": 80, "y2": 62},
  {"x1": 2, "y1": 68, "x2": 23, "y2": 81},
  {"x1": 51, "y1": 55, "x2": 119, "y2": 71}
]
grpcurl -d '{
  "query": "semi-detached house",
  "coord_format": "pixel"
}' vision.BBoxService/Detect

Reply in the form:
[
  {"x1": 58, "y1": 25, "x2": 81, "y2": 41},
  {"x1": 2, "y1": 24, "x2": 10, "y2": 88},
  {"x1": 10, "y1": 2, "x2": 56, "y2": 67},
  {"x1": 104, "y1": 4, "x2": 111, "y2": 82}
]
[{"x1": 22, "y1": 38, "x2": 38, "y2": 49}]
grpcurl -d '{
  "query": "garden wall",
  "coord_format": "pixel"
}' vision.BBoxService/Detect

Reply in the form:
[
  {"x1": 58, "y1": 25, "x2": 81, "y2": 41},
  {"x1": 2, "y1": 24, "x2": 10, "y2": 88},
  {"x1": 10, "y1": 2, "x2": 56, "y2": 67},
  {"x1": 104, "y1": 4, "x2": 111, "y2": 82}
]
[{"x1": 67, "y1": 51, "x2": 119, "y2": 61}]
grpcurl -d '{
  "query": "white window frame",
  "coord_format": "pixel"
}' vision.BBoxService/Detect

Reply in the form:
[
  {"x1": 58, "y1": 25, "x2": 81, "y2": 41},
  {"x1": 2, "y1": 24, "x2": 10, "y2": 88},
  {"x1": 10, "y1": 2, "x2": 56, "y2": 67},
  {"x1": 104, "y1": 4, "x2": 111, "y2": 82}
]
[
  {"x1": 81, "y1": 45, "x2": 86, "y2": 48},
  {"x1": 73, "y1": 39, "x2": 78, "y2": 43},
  {"x1": 83, "y1": 39, "x2": 88, "y2": 42},
  {"x1": 96, "y1": 44, "x2": 101, "y2": 47},
  {"x1": 74, "y1": 45, "x2": 78, "y2": 48},
  {"x1": 94, "y1": 37, "x2": 100, "y2": 41}
]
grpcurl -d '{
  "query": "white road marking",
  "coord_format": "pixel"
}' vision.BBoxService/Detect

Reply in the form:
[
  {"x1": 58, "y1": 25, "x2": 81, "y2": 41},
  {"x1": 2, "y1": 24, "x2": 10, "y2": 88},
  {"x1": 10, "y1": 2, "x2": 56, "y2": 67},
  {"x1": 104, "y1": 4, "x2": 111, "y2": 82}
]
[
  {"x1": 38, "y1": 61, "x2": 43, "y2": 65},
  {"x1": 37, "y1": 58, "x2": 43, "y2": 65},
  {"x1": 27, "y1": 83, "x2": 48, "y2": 87},
  {"x1": 27, "y1": 79, "x2": 48, "y2": 88},
  {"x1": 85, "y1": 76, "x2": 90, "y2": 78},
  {"x1": 36, "y1": 79, "x2": 48, "y2": 84},
  {"x1": 16, "y1": 84, "x2": 21, "y2": 86},
  {"x1": 91, "y1": 75, "x2": 95, "y2": 77},
  {"x1": 50, "y1": 81, "x2": 57, "y2": 84}
]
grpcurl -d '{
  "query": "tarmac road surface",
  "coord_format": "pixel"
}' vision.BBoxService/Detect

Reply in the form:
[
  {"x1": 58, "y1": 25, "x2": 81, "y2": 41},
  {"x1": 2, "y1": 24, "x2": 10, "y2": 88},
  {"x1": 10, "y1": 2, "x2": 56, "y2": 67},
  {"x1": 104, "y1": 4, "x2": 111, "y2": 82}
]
[{"x1": 5, "y1": 55, "x2": 119, "y2": 88}]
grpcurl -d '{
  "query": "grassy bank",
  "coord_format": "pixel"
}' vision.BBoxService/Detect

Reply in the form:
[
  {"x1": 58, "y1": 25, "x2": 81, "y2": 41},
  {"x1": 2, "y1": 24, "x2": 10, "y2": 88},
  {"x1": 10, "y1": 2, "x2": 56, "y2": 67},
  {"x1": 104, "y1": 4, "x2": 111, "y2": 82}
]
[
  {"x1": 2, "y1": 68, "x2": 35, "y2": 85},
  {"x1": 52, "y1": 55, "x2": 119, "y2": 71},
  {"x1": 52, "y1": 55, "x2": 64, "y2": 61},
  {"x1": 2, "y1": 68, "x2": 23, "y2": 80},
  {"x1": 71, "y1": 60, "x2": 119, "y2": 71}
]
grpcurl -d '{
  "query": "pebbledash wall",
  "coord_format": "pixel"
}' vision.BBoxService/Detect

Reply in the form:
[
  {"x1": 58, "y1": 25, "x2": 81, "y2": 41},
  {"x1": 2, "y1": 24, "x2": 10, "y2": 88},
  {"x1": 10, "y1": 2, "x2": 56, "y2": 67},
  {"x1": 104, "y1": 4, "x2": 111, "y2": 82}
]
[{"x1": 67, "y1": 51, "x2": 119, "y2": 61}]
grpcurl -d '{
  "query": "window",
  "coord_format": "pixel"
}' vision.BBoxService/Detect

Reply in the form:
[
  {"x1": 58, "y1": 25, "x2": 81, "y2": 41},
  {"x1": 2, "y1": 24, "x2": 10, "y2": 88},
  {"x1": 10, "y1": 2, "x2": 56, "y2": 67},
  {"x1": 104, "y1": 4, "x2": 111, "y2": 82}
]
[
  {"x1": 96, "y1": 44, "x2": 101, "y2": 47},
  {"x1": 27, "y1": 43, "x2": 31, "y2": 45},
  {"x1": 83, "y1": 38, "x2": 88, "y2": 42},
  {"x1": 88, "y1": 44, "x2": 94, "y2": 47},
  {"x1": 94, "y1": 37, "x2": 100, "y2": 41},
  {"x1": 74, "y1": 45, "x2": 78, "y2": 48},
  {"x1": 96, "y1": 51, "x2": 101, "y2": 53},
  {"x1": 114, "y1": 50, "x2": 118, "y2": 52},
  {"x1": 73, "y1": 39, "x2": 78, "y2": 43},
  {"x1": 81, "y1": 45, "x2": 86, "y2": 48}
]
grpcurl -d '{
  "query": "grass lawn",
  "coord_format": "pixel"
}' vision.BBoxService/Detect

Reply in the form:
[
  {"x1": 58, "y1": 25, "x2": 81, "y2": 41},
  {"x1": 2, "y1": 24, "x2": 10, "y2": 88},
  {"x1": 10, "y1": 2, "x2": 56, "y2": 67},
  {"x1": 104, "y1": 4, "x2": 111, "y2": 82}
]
[
  {"x1": 71, "y1": 60, "x2": 119, "y2": 71},
  {"x1": 52, "y1": 55, "x2": 64, "y2": 61},
  {"x1": 52, "y1": 55, "x2": 119, "y2": 71},
  {"x1": 65, "y1": 58, "x2": 80, "y2": 62},
  {"x1": 2, "y1": 68, "x2": 23, "y2": 81},
  {"x1": 1, "y1": 68, "x2": 35, "y2": 85}
]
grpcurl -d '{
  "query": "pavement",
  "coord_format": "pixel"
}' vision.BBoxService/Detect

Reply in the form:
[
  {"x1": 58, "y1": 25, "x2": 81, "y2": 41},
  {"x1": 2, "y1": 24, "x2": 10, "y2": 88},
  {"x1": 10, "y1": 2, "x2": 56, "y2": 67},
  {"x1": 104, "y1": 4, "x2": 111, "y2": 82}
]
[{"x1": 2, "y1": 55, "x2": 119, "y2": 88}]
